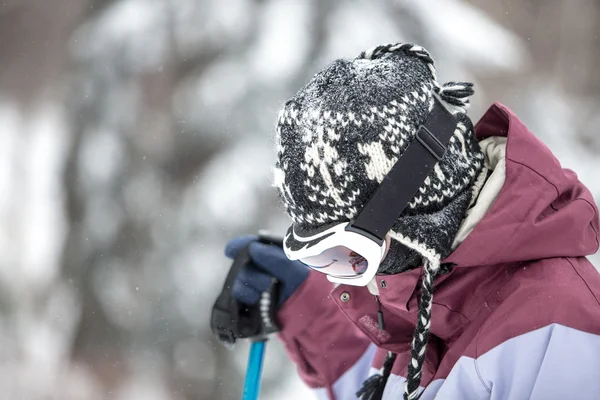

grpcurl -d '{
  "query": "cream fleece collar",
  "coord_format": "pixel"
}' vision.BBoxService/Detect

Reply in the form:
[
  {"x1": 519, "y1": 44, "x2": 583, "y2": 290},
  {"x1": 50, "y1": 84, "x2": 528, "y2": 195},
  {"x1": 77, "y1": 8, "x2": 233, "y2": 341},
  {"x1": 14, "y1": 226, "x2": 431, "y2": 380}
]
[{"x1": 452, "y1": 136, "x2": 507, "y2": 250}]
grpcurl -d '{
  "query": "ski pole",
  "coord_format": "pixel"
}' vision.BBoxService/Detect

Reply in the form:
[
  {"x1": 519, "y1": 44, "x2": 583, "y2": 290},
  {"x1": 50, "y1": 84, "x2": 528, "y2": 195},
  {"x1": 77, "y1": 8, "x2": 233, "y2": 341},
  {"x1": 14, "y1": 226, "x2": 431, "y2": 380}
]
[
  {"x1": 211, "y1": 232, "x2": 283, "y2": 400},
  {"x1": 242, "y1": 339, "x2": 266, "y2": 400}
]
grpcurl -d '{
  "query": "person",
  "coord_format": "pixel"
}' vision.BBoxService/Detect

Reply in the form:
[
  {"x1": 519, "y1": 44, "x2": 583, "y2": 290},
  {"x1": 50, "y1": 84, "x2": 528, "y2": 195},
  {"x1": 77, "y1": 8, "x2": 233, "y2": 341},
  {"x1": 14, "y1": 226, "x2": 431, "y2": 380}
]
[{"x1": 223, "y1": 43, "x2": 600, "y2": 400}]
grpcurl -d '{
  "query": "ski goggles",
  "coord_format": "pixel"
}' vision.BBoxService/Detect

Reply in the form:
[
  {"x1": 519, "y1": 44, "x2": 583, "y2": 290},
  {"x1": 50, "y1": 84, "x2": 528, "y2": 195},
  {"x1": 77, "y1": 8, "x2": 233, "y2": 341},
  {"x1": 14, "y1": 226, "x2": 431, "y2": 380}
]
[
  {"x1": 283, "y1": 222, "x2": 390, "y2": 286},
  {"x1": 283, "y1": 97, "x2": 456, "y2": 286}
]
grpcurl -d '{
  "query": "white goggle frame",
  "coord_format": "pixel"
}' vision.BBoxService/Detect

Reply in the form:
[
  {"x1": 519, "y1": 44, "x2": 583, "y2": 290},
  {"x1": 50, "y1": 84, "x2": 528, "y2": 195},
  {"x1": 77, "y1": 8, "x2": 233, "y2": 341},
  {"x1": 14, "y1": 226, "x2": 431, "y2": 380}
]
[{"x1": 283, "y1": 222, "x2": 389, "y2": 286}]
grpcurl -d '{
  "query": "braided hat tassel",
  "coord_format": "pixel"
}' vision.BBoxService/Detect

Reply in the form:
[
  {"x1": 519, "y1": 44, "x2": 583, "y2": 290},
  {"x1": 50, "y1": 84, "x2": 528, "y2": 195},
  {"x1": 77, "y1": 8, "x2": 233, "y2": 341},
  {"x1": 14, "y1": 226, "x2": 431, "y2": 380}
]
[{"x1": 404, "y1": 259, "x2": 440, "y2": 400}]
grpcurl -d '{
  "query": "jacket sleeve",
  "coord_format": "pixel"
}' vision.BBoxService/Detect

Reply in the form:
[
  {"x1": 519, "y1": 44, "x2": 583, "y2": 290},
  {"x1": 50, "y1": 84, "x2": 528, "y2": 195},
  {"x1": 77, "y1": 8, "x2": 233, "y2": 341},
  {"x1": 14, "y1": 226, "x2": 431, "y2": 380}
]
[
  {"x1": 277, "y1": 271, "x2": 376, "y2": 399},
  {"x1": 474, "y1": 323, "x2": 600, "y2": 400}
]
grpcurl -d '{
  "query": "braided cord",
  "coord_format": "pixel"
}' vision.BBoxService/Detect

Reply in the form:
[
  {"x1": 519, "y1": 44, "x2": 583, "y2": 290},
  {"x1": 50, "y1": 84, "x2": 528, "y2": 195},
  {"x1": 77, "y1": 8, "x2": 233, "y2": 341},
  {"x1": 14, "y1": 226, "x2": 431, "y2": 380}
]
[
  {"x1": 404, "y1": 260, "x2": 439, "y2": 400},
  {"x1": 357, "y1": 43, "x2": 474, "y2": 111}
]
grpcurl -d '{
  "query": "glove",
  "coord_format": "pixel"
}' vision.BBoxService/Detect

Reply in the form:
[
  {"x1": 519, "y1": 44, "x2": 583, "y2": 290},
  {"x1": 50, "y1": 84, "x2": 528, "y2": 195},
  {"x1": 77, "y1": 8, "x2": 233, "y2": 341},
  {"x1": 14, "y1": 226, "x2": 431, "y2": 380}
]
[{"x1": 224, "y1": 235, "x2": 310, "y2": 307}]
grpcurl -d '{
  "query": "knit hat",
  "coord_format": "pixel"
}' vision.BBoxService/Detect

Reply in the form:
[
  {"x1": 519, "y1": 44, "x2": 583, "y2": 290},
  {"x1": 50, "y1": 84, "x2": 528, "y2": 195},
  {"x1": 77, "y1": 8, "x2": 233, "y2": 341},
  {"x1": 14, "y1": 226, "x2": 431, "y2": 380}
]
[{"x1": 274, "y1": 43, "x2": 484, "y2": 399}]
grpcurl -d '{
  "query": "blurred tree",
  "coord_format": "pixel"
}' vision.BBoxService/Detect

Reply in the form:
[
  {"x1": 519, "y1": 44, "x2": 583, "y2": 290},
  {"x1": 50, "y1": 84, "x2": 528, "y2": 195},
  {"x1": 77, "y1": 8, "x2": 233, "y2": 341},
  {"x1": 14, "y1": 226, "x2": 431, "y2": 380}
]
[{"x1": 0, "y1": 0, "x2": 88, "y2": 103}]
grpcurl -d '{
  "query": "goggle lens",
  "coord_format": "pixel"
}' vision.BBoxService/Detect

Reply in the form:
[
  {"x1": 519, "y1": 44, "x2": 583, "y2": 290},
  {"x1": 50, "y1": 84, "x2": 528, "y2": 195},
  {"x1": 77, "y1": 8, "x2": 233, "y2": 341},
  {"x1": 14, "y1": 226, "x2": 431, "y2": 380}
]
[{"x1": 300, "y1": 246, "x2": 369, "y2": 277}]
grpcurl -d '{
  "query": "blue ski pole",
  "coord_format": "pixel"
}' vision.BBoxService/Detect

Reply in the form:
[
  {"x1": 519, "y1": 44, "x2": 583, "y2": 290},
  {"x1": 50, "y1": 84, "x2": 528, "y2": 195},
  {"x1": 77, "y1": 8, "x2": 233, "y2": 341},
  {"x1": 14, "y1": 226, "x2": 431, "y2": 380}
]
[{"x1": 242, "y1": 339, "x2": 266, "y2": 400}]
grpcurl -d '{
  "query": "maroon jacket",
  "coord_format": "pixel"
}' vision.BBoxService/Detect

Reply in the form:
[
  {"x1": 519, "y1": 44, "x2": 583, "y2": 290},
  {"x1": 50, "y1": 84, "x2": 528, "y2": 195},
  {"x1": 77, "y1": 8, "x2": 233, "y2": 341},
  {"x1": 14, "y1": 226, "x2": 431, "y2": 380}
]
[{"x1": 276, "y1": 103, "x2": 600, "y2": 399}]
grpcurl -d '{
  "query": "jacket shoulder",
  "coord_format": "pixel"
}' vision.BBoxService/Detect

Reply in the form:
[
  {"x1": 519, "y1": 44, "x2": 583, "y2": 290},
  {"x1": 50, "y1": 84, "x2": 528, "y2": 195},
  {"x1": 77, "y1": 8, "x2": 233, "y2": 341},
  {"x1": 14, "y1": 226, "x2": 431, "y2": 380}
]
[{"x1": 475, "y1": 257, "x2": 600, "y2": 357}]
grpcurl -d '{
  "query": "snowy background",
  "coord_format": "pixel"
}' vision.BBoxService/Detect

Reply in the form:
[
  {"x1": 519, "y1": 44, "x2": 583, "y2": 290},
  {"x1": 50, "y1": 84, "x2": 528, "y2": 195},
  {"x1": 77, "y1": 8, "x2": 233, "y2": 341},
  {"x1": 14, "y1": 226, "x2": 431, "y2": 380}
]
[{"x1": 0, "y1": 0, "x2": 598, "y2": 399}]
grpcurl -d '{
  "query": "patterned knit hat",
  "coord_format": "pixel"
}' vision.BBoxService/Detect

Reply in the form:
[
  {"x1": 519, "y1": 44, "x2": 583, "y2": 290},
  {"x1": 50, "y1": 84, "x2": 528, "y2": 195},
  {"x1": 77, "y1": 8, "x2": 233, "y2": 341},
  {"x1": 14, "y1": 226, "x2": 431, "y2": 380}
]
[{"x1": 274, "y1": 43, "x2": 484, "y2": 399}]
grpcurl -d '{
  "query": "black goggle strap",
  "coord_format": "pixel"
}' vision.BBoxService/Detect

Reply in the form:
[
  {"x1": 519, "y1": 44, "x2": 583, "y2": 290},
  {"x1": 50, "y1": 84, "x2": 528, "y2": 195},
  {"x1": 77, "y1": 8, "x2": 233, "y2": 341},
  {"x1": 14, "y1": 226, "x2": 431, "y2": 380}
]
[{"x1": 347, "y1": 97, "x2": 457, "y2": 244}]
